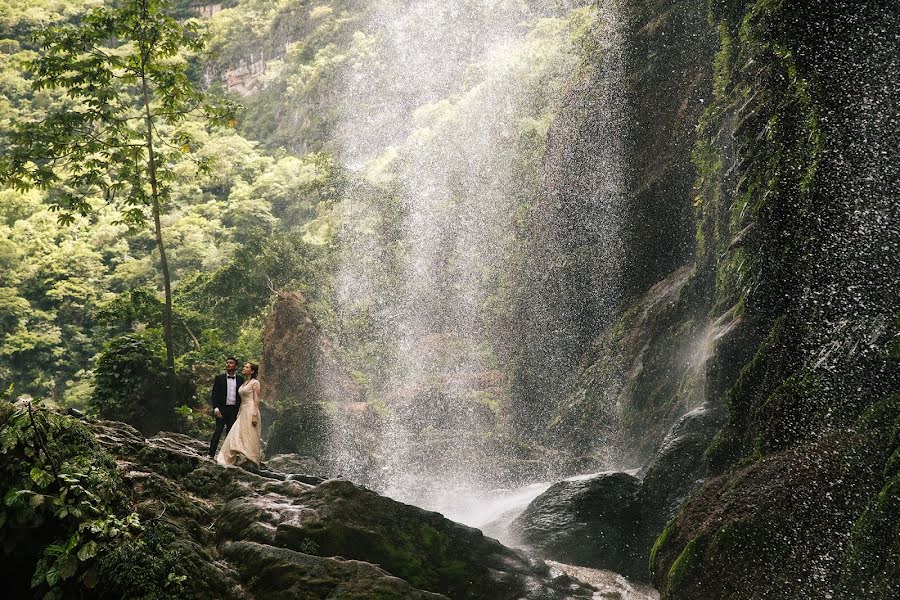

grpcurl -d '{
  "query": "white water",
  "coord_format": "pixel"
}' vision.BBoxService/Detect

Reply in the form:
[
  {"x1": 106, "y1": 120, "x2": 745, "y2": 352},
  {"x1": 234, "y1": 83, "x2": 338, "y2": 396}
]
[
  {"x1": 327, "y1": 0, "x2": 629, "y2": 516},
  {"x1": 434, "y1": 470, "x2": 636, "y2": 548}
]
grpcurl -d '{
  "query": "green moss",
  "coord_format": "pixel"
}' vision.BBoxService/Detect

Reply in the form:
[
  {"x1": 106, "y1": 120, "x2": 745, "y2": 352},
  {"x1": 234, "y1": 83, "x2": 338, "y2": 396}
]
[
  {"x1": 665, "y1": 537, "x2": 702, "y2": 598},
  {"x1": 837, "y1": 395, "x2": 900, "y2": 598},
  {"x1": 837, "y1": 473, "x2": 900, "y2": 598},
  {"x1": 94, "y1": 524, "x2": 187, "y2": 600},
  {"x1": 649, "y1": 520, "x2": 673, "y2": 577}
]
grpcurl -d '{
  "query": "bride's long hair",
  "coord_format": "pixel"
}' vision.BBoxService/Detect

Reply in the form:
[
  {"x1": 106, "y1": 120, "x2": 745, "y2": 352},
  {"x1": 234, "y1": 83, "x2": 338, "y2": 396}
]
[{"x1": 247, "y1": 362, "x2": 259, "y2": 379}]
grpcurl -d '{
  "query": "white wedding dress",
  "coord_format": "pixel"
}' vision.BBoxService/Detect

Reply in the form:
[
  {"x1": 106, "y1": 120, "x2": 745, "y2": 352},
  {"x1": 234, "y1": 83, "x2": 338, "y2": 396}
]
[{"x1": 216, "y1": 378, "x2": 261, "y2": 466}]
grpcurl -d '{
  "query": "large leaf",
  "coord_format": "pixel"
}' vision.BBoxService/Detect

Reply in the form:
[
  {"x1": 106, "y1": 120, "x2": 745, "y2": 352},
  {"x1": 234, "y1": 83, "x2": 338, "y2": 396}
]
[
  {"x1": 30, "y1": 467, "x2": 54, "y2": 488},
  {"x1": 57, "y1": 554, "x2": 78, "y2": 580},
  {"x1": 77, "y1": 540, "x2": 98, "y2": 561}
]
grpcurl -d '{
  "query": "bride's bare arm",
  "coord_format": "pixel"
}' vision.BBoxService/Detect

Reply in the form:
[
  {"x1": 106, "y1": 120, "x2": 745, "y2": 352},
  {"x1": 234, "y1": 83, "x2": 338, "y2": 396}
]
[{"x1": 251, "y1": 380, "x2": 260, "y2": 426}]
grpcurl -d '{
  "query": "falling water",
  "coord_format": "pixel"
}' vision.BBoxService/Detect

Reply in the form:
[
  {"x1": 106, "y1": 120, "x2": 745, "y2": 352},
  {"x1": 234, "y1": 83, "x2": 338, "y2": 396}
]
[{"x1": 326, "y1": 0, "x2": 628, "y2": 527}]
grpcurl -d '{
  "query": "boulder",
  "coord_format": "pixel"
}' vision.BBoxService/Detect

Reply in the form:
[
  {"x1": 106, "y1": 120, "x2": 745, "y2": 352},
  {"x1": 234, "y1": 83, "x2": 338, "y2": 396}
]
[
  {"x1": 511, "y1": 471, "x2": 644, "y2": 578},
  {"x1": 220, "y1": 541, "x2": 448, "y2": 599},
  {"x1": 511, "y1": 405, "x2": 722, "y2": 583},
  {"x1": 261, "y1": 292, "x2": 366, "y2": 466},
  {"x1": 264, "y1": 452, "x2": 327, "y2": 476},
  {"x1": 650, "y1": 396, "x2": 900, "y2": 599},
  {"x1": 82, "y1": 418, "x2": 600, "y2": 600},
  {"x1": 638, "y1": 404, "x2": 723, "y2": 523}
]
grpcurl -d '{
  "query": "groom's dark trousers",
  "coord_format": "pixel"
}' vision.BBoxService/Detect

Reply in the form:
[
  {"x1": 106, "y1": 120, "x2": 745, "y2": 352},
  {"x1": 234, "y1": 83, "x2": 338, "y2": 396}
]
[{"x1": 208, "y1": 372, "x2": 244, "y2": 457}]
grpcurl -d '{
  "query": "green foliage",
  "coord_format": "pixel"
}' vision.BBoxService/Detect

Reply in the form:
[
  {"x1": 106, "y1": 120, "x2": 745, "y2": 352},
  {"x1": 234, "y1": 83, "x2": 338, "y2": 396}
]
[
  {"x1": 91, "y1": 332, "x2": 165, "y2": 420},
  {"x1": 0, "y1": 0, "x2": 240, "y2": 379},
  {"x1": 94, "y1": 523, "x2": 188, "y2": 600},
  {"x1": 0, "y1": 0, "x2": 236, "y2": 222},
  {"x1": 0, "y1": 402, "x2": 141, "y2": 597},
  {"x1": 90, "y1": 331, "x2": 197, "y2": 434}
]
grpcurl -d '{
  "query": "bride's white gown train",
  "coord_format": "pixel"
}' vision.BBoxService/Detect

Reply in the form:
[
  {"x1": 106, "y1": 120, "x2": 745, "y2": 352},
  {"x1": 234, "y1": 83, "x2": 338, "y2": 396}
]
[{"x1": 216, "y1": 379, "x2": 261, "y2": 466}]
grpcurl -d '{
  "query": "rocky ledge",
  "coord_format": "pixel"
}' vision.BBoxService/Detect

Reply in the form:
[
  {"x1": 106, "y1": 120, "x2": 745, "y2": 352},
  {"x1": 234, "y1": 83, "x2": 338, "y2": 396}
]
[{"x1": 85, "y1": 418, "x2": 640, "y2": 599}]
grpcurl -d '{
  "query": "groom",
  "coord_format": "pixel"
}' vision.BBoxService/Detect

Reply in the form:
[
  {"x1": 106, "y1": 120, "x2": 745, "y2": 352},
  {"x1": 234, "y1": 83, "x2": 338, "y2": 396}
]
[{"x1": 207, "y1": 357, "x2": 244, "y2": 459}]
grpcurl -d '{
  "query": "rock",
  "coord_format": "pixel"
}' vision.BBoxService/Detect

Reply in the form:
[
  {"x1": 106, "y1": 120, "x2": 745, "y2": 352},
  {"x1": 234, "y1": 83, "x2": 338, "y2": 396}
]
[
  {"x1": 548, "y1": 265, "x2": 705, "y2": 464},
  {"x1": 265, "y1": 453, "x2": 327, "y2": 476},
  {"x1": 547, "y1": 561, "x2": 659, "y2": 600},
  {"x1": 261, "y1": 292, "x2": 361, "y2": 407},
  {"x1": 220, "y1": 541, "x2": 448, "y2": 599},
  {"x1": 81, "y1": 418, "x2": 599, "y2": 600},
  {"x1": 149, "y1": 430, "x2": 211, "y2": 457},
  {"x1": 510, "y1": 405, "x2": 721, "y2": 584},
  {"x1": 650, "y1": 396, "x2": 899, "y2": 598},
  {"x1": 511, "y1": 472, "x2": 644, "y2": 578},
  {"x1": 638, "y1": 405, "x2": 723, "y2": 522},
  {"x1": 218, "y1": 478, "x2": 596, "y2": 600},
  {"x1": 65, "y1": 407, "x2": 85, "y2": 419},
  {"x1": 261, "y1": 292, "x2": 365, "y2": 462},
  {"x1": 223, "y1": 55, "x2": 268, "y2": 96}
]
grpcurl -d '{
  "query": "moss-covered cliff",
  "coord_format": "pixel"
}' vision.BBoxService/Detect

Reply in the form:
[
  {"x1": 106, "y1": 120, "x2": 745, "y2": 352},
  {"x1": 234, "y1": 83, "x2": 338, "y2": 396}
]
[
  {"x1": 613, "y1": 0, "x2": 898, "y2": 596},
  {"x1": 550, "y1": 0, "x2": 898, "y2": 595}
]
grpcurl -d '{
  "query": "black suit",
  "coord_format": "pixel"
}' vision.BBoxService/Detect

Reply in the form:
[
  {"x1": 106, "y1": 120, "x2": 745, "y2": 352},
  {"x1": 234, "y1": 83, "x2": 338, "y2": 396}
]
[{"x1": 208, "y1": 372, "x2": 244, "y2": 458}]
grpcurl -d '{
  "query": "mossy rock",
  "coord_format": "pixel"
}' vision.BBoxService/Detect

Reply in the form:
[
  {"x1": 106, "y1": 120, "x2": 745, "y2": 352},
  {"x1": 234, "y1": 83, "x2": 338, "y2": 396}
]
[
  {"x1": 651, "y1": 395, "x2": 900, "y2": 598},
  {"x1": 220, "y1": 540, "x2": 448, "y2": 599}
]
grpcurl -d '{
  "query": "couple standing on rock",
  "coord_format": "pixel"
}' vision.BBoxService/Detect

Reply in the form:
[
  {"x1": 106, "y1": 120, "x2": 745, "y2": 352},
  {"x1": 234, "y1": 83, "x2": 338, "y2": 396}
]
[{"x1": 208, "y1": 357, "x2": 262, "y2": 467}]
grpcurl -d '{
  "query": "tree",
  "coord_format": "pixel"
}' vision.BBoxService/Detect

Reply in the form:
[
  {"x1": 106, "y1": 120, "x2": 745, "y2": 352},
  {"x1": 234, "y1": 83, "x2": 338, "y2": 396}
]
[{"x1": 0, "y1": 0, "x2": 236, "y2": 402}]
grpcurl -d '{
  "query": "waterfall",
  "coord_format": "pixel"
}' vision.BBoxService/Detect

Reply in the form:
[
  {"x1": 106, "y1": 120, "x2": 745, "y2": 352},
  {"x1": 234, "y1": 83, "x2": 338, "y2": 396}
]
[{"x1": 325, "y1": 0, "x2": 628, "y2": 524}]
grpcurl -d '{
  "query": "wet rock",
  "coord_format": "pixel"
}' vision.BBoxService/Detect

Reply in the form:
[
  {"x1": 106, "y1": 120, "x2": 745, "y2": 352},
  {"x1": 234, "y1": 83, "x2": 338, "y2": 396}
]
[
  {"x1": 261, "y1": 292, "x2": 361, "y2": 407},
  {"x1": 218, "y1": 478, "x2": 596, "y2": 600},
  {"x1": 638, "y1": 404, "x2": 723, "y2": 522},
  {"x1": 547, "y1": 561, "x2": 659, "y2": 600},
  {"x1": 84, "y1": 418, "x2": 598, "y2": 600},
  {"x1": 261, "y1": 292, "x2": 363, "y2": 462},
  {"x1": 650, "y1": 396, "x2": 900, "y2": 598},
  {"x1": 265, "y1": 452, "x2": 327, "y2": 476},
  {"x1": 511, "y1": 472, "x2": 643, "y2": 578},
  {"x1": 511, "y1": 405, "x2": 721, "y2": 583},
  {"x1": 220, "y1": 540, "x2": 449, "y2": 599},
  {"x1": 549, "y1": 265, "x2": 705, "y2": 463}
]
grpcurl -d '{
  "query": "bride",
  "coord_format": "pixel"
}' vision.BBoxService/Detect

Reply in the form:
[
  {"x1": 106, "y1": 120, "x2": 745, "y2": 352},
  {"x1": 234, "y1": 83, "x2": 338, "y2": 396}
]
[{"x1": 216, "y1": 362, "x2": 262, "y2": 467}]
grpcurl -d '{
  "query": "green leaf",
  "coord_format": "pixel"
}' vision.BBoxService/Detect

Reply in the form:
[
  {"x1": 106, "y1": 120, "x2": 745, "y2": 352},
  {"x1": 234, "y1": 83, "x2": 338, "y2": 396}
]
[
  {"x1": 45, "y1": 564, "x2": 60, "y2": 587},
  {"x1": 42, "y1": 587, "x2": 63, "y2": 600},
  {"x1": 76, "y1": 540, "x2": 98, "y2": 561},
  {"x1": 31, "y1": 557, "x2": 48, "y2": 589},
  {"x1": 30, "y1": 467, "x2": 54, "y2": 488},
  {"x1": 57, "y1": 554, "x2": 77, "y2": 580},
  {"x1": 81, "y1": 567, "x2": 99, "y2": 589},
  {"x1": 29, "y1": 494, "x2": 45, "y2": 508}
]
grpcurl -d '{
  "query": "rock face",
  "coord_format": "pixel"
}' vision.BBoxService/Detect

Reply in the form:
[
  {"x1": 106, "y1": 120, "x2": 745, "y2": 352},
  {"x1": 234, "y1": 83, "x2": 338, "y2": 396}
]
[
  {"x1": 87, "y1": 418, "x2": 603, "y2": 600},
  {"x1": 549, "y1": 265, "x2": 706, "y2": 464},
  {"x1": 261, "y1": 292, "x2": 366, "y2": 461},
  {"x1": 511, "y1": 472, "x2": 643, "y2": 578},
  {"x1": 510, "y1": 0, "x2": 716, "y2": 437},
  {"x1": 261, "y1": 292, "x2": 360, "y2": 407}
]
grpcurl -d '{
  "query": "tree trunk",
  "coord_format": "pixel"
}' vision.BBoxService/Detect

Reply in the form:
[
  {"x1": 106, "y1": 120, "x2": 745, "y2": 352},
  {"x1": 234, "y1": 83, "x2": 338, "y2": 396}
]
[{"x1": 141, "y1": 55, "x2": 177, "y2": 407}]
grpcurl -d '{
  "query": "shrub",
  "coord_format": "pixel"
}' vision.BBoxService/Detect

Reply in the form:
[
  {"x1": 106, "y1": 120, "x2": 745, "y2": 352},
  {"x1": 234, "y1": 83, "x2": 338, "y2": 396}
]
[{"x1": 90, "y1": 332, "x2": 196, "y2": 435}]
